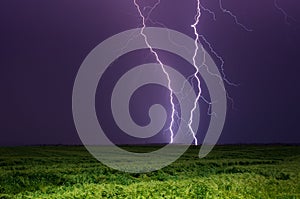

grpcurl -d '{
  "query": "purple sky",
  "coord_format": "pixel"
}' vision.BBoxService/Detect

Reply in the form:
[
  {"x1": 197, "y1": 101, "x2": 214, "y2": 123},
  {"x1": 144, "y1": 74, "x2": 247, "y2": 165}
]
[{"x1": 0, "y1": 0, "x2": 300, "y2": 145}]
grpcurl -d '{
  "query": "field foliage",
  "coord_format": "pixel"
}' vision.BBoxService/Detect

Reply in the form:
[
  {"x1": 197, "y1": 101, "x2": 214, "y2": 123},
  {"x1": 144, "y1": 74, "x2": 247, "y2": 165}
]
[{"x1": 0, "y1": 145, "x2": 299, "y2": 198}]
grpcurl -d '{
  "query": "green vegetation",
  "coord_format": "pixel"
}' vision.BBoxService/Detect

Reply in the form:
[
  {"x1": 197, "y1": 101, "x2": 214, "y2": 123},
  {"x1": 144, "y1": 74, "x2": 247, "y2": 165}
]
[{"x1": 0, "y1": 145, "x2": 299, "y2": 198}]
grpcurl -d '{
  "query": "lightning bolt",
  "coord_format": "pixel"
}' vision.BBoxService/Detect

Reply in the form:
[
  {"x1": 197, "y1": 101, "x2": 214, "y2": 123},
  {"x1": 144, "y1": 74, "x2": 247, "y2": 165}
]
[
  {"x1": 132, "y1": 0, "x2": 253, "y2": 145},
  {"x1": 218, "y1": 0, "x2": 253, "y2": 32},
  {"x1": 188, "y1": 0, "x2": 202, "y2": 146},
  {"x1": 188, "y1": 0, "x2": 251, "y2": 145},
  {"x1": 194, "y1": 1, "x2": 251, "y2": 111},
  {"x1": 199, "y1": 34, "x2": 238, "y2": 110},
  {"x1": 133, "y1": 0, "x2": 176, "y2": 143},
  {"x1": 199, "y1": 1, "x2": 216, "y2": 21},
  {"x1": 274, "y1": 0, "x2": 296, "y2": 25}
]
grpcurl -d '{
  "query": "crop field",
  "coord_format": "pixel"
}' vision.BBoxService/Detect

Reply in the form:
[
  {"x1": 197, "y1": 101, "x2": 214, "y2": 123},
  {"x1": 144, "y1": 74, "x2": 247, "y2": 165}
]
[{"x1": 0, "y1": 145, "x2": 299, "y2": 198}]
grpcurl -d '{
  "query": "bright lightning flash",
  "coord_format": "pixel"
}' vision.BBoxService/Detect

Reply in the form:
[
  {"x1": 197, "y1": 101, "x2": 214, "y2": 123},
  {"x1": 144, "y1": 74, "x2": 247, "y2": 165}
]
[
  {"x1": 133, "y1": 0, "x2": 176, "y2": 143},
  {"x1": 189, "y1": 0, "x2": 202, "y2": 146},
  {"x1": 133, "y1": 0, "x2": 254, "y2": 145}
]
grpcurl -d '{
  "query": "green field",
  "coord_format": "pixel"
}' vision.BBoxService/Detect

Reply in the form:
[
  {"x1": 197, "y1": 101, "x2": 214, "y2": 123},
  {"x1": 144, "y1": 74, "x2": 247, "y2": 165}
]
[{"x1": 0, "y1": 145, "x2": 299, "y2": 198}]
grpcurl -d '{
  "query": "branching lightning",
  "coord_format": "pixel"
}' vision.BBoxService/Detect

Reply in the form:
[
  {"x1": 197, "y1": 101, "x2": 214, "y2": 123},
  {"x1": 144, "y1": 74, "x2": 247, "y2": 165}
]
[
  {"x1": 132, "y1": 0, "x2": 255, "y2": 145},
  {"x1": 188, "y1": 0, "x2": 252, "y2": 145},
  {"x1": 199, "y1": 1, "x2": 216, "y2": 21},
  {"x1": 133, "y1": 0, "x2": 176, "y2": 143}
]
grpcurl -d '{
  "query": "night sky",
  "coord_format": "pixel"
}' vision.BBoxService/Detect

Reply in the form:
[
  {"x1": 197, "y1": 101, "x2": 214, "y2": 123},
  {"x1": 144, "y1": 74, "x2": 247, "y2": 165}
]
[{"x1": 1, "y1": 0, "x2": 300, "y2": 146}]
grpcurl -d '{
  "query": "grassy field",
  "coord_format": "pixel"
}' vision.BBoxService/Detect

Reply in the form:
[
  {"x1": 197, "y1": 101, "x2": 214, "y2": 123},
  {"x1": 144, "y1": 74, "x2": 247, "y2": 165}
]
[{"x1": 0, "y1": 145, "x2": 299, "y2": 198}]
